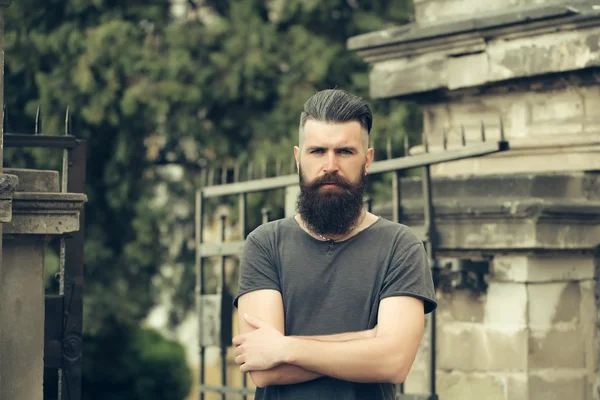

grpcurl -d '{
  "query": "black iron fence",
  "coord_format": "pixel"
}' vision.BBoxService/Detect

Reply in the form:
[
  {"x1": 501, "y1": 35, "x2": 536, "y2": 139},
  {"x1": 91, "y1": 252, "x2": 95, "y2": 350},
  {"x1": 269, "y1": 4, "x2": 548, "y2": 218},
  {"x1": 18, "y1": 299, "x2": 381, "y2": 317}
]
[
  {"x1": 4, "y1": 106, "x2": 87, "y2": 400},
  {"x1": 195, "y1": 122, "x2": 509, "y2": 400}
]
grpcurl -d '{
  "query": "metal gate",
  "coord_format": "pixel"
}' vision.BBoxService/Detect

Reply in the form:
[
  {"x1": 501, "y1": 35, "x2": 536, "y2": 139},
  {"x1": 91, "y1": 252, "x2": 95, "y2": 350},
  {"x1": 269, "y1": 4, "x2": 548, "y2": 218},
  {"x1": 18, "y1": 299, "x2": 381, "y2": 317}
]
[
  {"x1": 4, "y1": 107, "x2": 87, "y2": 400},
  {"x1": 195, "y1": 123, "x2": 509, "y2": 400}
]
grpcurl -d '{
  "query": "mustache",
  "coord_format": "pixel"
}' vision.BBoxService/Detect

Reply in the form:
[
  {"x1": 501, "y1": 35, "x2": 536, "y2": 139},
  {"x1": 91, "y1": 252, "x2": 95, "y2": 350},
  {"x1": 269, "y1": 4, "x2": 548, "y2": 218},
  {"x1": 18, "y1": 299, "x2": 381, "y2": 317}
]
[{"x1": 308, "y1": 173, "x2": 353, "y2": 190}]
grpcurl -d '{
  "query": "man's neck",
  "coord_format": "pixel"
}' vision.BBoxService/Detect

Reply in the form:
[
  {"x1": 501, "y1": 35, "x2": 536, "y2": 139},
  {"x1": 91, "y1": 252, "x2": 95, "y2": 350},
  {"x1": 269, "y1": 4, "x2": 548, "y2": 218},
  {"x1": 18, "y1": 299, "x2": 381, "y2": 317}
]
[{"x1": 296, "y1": 211, "x2": 374, "y2": 242}]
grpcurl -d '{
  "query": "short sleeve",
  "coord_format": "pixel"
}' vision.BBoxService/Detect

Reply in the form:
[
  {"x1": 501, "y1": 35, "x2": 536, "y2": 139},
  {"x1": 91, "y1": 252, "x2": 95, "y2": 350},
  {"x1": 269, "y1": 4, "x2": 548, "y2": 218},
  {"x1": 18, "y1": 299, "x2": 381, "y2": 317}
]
[
  {"x1": 233, "y1": 234, "x2": 281, "y2": 308},
  {"x1": 380, "y1": 242, "x2": 437, "y2": 314}
]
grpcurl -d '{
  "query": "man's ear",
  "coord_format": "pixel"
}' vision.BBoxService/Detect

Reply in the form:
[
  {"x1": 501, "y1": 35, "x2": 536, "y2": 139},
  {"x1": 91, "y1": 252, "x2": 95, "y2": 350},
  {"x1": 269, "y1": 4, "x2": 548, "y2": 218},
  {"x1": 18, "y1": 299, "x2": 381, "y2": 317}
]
[
  {"x1": 293, "y1": 146, "x2": 300, "y2": 175},
  {"x1": 365, "y1": 147, "x2": 374, "y2": 174}
]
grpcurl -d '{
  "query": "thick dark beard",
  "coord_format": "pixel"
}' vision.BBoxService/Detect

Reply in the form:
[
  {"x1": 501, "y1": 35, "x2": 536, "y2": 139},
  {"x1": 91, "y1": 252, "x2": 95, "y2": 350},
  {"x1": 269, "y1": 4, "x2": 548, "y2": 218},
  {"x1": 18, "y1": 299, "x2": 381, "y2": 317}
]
[{"x1": 297, "y1": 165, "x2": 367, "y2": 237}]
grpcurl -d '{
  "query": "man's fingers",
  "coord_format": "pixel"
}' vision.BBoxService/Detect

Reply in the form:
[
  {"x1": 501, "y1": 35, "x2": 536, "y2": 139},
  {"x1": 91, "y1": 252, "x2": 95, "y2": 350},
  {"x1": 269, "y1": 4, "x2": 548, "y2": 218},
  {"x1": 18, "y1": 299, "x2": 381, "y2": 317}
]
[
  {"x1": 232, "y1": 334, "x2": 245, "y2": 346},
  {"x1": 235, "y1": 354, "x2": 245, "y2": 365},
  {"x1": 234, "y1": 345, "x2": 243, "y2": 356},
  {"x1": 240, "y1": 363, "x2": 250, "y2": 373}
]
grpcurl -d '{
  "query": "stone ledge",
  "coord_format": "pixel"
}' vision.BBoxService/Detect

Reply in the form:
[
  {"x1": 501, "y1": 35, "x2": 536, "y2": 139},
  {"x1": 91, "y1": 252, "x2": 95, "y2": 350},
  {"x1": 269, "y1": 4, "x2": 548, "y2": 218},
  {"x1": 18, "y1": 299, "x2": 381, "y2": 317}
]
[
  {"x1": 0, "y1": 173, "x2": 19, "y2": 223},
  {"x1": 4, "y1": 192, "x2": 87, "y2": 235}
]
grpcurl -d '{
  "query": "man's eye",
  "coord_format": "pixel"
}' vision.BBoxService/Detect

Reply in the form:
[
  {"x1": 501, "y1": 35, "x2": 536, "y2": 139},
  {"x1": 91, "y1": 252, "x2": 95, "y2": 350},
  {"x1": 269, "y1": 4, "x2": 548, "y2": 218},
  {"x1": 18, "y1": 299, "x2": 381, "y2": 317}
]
[
  {"x1": 340, "y1": 149, "x2": 352, "y2": 154},
  {"x1": 311, "y1": 149, "x2": 324, "y2": 154}
]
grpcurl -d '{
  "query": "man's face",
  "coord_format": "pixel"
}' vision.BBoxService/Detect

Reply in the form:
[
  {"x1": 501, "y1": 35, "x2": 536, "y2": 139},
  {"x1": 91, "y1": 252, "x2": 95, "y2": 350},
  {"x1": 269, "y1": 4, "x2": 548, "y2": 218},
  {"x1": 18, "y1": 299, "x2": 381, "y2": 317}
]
[
  {"x1": 294, "y1": 120, "x2": 374, "y2": 236},
  {"x1": 294, "y1": 119, "x2": 373, "y2": 188}
]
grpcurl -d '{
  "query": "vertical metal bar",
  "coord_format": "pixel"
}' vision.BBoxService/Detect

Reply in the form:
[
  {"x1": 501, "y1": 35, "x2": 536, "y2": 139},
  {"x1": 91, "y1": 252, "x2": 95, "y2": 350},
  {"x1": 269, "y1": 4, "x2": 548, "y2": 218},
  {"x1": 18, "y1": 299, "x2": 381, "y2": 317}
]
[
  {"x1": 480, "y1": 121, "x2": 486, "y2": 142},
  {"x1": 421, "y1": 133, "x2": 437, "y2": 399},
  {"x1": 261, "y1": 208, "x2": 271, "y2": 224},
  {"x1": 363, "y1": 196, "x2": 372, "y2": 213},
  {"x1": 238, "y1": 193, "x2": 248, "y2": 399},
  {"x1": 3, "y1": 104, "x2": 7, "y2": 133},
  {"x1": 35, "y1": 105, "x2": 42, "y2": 135},
  {"x1": 219, "y1": 214, "x2": 227, "y2": 400},
  {"x1": 262, "y1": 159, "x2": 268, "y2": 179},
  {"x1": 461, "y1": 125, "x2": 466, "y2": 146},
  {"x1": 195, "y1": 191, "x2": 205, "y2": 400},
  {"x1": 221, "y1": 166, "x2": 228, "y2": 185},
  {"x1": 388, "y1": 136, "x2": 403, "y2": 225},
  {"x1": 57, "y1": 107, "x2": 70, "y2": 399},
  {"x1": 59, "y1": 138, "x2": 86, "y2": 400}
]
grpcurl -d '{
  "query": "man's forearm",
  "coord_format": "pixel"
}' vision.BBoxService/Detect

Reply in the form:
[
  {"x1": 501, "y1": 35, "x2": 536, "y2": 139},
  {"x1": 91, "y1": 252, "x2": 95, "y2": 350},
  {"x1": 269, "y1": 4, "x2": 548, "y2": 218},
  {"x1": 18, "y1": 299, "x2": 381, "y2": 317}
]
[
  {"x1": 249, "y1": 364, "x2": 321, "y2": 387},
  {"x1": 250, "y1": 329, "x2": 373, "y2": 387},
  {"x1": 283, "y1": 336, "x2": 405, "y2": 384}
]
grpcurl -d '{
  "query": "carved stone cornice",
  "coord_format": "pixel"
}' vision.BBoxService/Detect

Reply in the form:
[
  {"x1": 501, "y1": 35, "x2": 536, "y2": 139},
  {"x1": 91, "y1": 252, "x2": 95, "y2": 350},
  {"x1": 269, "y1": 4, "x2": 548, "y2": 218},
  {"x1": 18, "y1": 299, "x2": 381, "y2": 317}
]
[
  {"x1": 3, "y1": 192, "x2": 87, "y2": 235},
  {"x1": 0, "y1": 173, "x2": 19, "y2": 223},
  {"x1": 347, "y1": 3, "x2": 600, "y2": 99}
]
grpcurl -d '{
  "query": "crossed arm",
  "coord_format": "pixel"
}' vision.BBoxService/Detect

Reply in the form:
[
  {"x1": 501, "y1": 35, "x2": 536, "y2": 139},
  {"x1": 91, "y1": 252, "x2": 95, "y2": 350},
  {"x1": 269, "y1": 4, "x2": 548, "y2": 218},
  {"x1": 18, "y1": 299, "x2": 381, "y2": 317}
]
[{"x1": 235, "y1": 289, "x2": 425, "y2": 388}]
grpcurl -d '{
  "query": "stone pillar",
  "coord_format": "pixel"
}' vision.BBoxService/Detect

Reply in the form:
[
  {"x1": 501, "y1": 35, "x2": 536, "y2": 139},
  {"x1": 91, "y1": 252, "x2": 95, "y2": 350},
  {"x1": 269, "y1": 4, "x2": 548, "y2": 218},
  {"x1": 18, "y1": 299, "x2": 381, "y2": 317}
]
[
  {"x1": 0, "y1": 168, "x2": 85, "y2": 400},
  {"x1": 370, "y1": 173, "x2": 600, "y2": 399}
]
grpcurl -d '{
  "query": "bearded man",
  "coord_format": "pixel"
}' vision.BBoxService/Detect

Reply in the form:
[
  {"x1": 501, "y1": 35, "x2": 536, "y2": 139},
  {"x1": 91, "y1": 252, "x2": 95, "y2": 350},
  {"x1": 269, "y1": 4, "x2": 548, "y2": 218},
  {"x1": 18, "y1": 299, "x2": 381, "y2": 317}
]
[{"x1": 232, "y1": 89, "x2": 437, "y2": 400}]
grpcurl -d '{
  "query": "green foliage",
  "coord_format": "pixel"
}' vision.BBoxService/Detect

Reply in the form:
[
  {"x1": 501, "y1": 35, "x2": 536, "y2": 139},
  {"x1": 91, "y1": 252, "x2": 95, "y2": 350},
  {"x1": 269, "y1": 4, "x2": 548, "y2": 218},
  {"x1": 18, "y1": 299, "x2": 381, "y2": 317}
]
[{"x1": 81, "y1": 327, "x2": 192, "y2": 400}]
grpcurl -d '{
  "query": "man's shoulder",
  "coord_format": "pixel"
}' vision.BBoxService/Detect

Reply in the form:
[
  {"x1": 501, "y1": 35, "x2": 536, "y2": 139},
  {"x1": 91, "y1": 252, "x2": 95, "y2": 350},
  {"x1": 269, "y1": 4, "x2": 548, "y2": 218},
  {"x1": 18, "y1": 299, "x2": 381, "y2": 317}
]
[
  {"x1": 366, "y1": 217, "x2": 422, "y2": 248},
  {"x1": 247, "y1": 217, "x2": 298, "y2": 242}
]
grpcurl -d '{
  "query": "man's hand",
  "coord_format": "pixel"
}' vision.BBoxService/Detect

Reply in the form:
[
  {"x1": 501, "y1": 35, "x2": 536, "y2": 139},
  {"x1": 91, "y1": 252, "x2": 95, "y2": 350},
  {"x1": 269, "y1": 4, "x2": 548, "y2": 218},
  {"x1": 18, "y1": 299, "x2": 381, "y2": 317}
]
[{"x1": 233, "y1": 313, "x2": 290, "y2": 373}]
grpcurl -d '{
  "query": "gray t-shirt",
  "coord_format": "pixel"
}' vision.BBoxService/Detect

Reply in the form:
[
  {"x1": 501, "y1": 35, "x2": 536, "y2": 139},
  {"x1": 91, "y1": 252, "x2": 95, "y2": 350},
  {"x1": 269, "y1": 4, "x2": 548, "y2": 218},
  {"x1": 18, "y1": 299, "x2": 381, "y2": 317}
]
[{"x1": 234, "y1": 216, "x2": 437, "y2": 400}]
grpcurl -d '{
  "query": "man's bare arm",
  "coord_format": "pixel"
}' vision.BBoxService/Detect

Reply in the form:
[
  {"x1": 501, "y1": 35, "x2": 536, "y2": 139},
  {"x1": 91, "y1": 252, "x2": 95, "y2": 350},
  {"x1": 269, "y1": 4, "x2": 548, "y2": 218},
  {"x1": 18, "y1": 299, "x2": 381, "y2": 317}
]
[
  {"x1": 237, "y1": 290, "x2": 321, "y2": 388},
  {"x1": 236, "y1": 296, "x2": 425, "y2": 384}
]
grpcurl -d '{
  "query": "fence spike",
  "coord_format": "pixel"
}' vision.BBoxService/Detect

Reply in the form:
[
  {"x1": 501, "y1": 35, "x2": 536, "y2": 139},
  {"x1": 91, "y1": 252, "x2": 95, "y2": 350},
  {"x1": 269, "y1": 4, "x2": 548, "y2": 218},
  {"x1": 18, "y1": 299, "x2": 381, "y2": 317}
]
[
  {"x1": 234, "y1": 162, "x2": 241, "y2": 183},
  {"x1": 422, "y1": 132, "x2": 429, "y2": 153},
  {"x1": 386, "y1": 135, "x2": 393, "y2": 159},
  {"x1": 461, "y1": 125, "x2": 466, "y2": 146},
  {"x1": 35, "y1": 105, "x2": 42, "y2": 135},
  {"x1": 262, "y1": 159, "x2": 268, "y2": 179},
  {"x1": 221, "y1": 165, "x2": 228, "y2": 185},
  {"x1": 290, "y1": 157, "x2": 296, "y2": 175},
  {"x1": 442, "y1": 127, "x2": 448, "y2": 150},
  {"x1": 65, "y1": 106, "x2": 72, "y2": 136},
  {"x1": 480, "y1": 120, "x2": 486, "y2": 142},
  {"x1": 499, "y1": 116, "x2": 505, "y2": 141},
  {"x1": 207, "y1": 168, "x2": 215, "y2": 187},
  {"x1": 275, "y1": 158, "x2": 282, "y2": 177},
  {"x1": 404, "y1": 135, "x2": 409, "y2": 157},
  {"x1": 247, "y1": 163, "x2": 254, "y2": 181}
]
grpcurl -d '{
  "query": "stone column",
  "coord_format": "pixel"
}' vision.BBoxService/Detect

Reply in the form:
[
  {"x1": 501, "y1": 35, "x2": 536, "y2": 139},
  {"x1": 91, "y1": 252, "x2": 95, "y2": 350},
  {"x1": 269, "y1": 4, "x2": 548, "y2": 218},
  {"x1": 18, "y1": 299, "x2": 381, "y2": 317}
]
[{"x1": 0, "y1": 168, "x2": 85, "y2": 400}]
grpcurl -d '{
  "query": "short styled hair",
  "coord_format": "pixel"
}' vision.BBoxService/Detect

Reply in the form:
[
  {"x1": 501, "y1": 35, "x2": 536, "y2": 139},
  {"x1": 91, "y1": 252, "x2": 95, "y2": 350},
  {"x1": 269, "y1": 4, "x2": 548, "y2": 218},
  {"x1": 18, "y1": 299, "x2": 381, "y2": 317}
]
[{"x1": 299, "y1": 89, "x2": 373, "y2": 135}]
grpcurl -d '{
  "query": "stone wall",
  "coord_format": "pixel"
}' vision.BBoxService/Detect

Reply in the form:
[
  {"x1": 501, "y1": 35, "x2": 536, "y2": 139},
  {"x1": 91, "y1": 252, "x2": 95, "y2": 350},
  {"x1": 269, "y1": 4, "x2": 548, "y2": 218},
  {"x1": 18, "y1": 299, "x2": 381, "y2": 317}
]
[{"x1": 405, "y1": 253, "x2": 597, "y2": 399}]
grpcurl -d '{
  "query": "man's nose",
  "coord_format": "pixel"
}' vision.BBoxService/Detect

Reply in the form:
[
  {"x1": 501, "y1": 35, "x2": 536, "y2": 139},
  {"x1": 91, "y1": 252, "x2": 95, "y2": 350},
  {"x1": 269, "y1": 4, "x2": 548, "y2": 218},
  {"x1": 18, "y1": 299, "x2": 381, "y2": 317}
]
[{"x1": 323, "y1": 152, "x2": 339, "y2": 173}]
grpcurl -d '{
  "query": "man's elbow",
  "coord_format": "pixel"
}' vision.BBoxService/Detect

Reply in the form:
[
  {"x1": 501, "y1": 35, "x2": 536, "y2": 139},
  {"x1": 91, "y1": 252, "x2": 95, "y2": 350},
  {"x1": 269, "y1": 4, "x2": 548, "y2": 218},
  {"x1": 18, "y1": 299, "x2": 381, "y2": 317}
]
[
  {"x1": 389, "y1": 369, "x2": 408, "y2": 385},
  {"x1": 386, "y1": 356, "x2": 412, "y2": 385},
  {"x1": 249, "y1": 371, "x2": 272, "y2": 388}
]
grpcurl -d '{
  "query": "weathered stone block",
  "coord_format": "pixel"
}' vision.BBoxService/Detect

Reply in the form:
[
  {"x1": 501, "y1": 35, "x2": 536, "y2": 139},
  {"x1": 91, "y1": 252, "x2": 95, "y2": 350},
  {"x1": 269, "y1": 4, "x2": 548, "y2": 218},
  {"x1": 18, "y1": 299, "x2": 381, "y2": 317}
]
[
  {"x1": 493, "y1": 255, "x2": 595, "y2": 283},
  {"x1": 436, "y1": 290, "x2": 485, "y2": 324},
  {"x1": 447, "y1": 52, "x2": 489, "y2": 90},
  {"x1": 527, "y1": 282, "x2": 580, "y2": 327},
  {"x1": 529, "y1": 327, "x2": 586, "y2": 368},
  {"x1": 437, "y1": 371, "x2": 507, "y2": 400},
  {"x1": 484, "y1": 282, "x2": 527, "y2": 326},
  {"x1": 438, "y1": 323, "x2": 527, "y2": 371},
  {"x1": 529, "y1": 371, "x2": 589, "y2": 400},
  {"x1": 403, "y1": 368, "x2": 429, "y2": 394}
]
